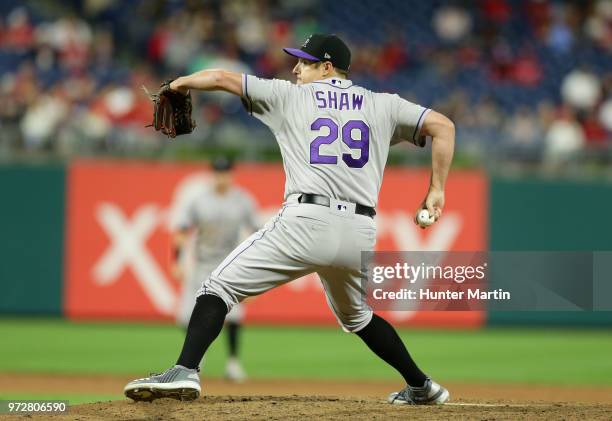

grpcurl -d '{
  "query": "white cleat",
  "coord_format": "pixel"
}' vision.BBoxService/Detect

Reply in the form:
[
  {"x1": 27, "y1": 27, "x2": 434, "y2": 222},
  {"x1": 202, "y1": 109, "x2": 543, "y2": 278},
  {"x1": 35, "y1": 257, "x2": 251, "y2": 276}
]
[
  {"x1": 124, "y1": 365, "x2": 201, "y2": 402},
  {"x1": 225, "y1": 357, "x2": 247, "y2": 383},
  {"x1": 388, "y1": 378, "x2": 450, "y2": 405}
]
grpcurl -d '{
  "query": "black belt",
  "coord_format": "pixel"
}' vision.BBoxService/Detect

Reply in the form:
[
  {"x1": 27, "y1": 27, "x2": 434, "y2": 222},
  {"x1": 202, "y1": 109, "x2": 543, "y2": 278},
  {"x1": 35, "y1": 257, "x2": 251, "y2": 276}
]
[{"x1": 298, "y1": 194, "x2": 376, "y2": 218}]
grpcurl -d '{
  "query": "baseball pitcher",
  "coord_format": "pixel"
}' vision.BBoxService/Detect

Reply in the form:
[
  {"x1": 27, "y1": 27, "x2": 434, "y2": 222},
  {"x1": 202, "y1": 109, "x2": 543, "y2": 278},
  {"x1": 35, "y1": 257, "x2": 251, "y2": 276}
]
[
  {"x1": 173, "y1": 157, "x2": 257, "y2": 382},
  {"x1": 126, "y1": 33, "x2": 455, "y2": 406}
]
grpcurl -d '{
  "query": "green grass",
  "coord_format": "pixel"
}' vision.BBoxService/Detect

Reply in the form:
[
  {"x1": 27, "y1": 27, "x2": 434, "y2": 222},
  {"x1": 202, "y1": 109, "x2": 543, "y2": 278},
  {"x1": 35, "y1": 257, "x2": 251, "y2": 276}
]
[{"x1": 1, "y1": 319, "x2": 611, "y2": 387}]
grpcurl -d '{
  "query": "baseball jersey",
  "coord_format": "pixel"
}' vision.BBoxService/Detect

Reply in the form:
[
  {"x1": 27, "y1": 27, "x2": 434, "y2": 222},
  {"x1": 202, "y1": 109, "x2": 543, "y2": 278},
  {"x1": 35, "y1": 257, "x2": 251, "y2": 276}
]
[
  {"x1": 242, "y1": 75, "x2": 430, "y2": 207},
  {"x1": 175, "y1": 185, "x2": 258, "y2": 262}
]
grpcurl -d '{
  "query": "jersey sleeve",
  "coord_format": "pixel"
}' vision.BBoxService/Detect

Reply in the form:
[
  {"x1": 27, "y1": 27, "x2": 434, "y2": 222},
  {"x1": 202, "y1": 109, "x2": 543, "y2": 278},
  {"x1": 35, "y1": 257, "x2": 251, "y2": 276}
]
[
  {"x1": 389, "y1": 94, "x2": 430, "y2": 147},
  {"x1": 242, "y1": 74, "x2": 294, "y2": 129}
]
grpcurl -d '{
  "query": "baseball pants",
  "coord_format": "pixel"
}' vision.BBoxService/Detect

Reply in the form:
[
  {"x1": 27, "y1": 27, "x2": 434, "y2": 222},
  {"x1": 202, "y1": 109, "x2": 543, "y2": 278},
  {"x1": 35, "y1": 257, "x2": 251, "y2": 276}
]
[
  {"x1": 177, "y1": 261, "x2": 244, "y2": 327},
  {"x1": 197, "y1": 194, "x2": 376, "y2": 332}
]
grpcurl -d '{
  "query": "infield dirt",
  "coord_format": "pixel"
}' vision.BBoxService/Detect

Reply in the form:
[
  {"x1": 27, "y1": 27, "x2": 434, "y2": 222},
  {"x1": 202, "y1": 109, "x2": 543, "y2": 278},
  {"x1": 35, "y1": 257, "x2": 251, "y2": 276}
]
[{"x1": 1, "y1": 373, "x2": 611, "y2": 420}]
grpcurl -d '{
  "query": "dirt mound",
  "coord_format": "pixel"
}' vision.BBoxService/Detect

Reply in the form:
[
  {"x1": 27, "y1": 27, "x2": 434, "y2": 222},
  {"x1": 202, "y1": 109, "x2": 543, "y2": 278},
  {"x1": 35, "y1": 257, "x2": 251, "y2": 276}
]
[
  {"x1": 6, "y1": 396, "x2": 611, "y2": 421},
  {"x1": 1, "y1": 373, "x2": 612, "y2": 420}
]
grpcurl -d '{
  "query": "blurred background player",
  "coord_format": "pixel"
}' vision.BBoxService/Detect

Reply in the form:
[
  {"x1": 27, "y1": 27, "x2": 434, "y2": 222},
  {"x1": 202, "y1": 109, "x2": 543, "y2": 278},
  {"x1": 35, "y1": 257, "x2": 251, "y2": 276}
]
[{"x1": 172, "y1": 156, "x2": 259, "y2": 382}]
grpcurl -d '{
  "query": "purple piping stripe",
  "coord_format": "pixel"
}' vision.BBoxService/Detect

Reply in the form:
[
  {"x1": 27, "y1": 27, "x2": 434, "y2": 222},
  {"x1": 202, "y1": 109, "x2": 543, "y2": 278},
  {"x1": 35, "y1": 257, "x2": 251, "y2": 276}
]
[
  {"x1": 244, "y1": 74, "x2": 253, "y2": 115},
  {"x1": 216, "y1": 206, "x2": 288, "y2": 277},
  {"x1": 311, "y1": 81, "x2": 354, "y2": 90},
  {"x1": 412, "y1": 108, "x2": 430, "y2": 142}
]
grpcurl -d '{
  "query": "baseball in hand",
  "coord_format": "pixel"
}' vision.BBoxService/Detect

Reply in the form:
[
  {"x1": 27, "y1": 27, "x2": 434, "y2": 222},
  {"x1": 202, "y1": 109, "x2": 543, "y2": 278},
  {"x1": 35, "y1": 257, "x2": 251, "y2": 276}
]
[{"x1": 417, "y1": 209, "x2": 435, "y2": 227}]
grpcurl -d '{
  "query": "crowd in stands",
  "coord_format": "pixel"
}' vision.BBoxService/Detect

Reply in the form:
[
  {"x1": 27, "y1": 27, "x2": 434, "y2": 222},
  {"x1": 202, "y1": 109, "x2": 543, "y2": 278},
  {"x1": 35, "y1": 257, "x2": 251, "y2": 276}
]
[{"x1": 0, "y1": 0, "x2": 610, "y2": 168}]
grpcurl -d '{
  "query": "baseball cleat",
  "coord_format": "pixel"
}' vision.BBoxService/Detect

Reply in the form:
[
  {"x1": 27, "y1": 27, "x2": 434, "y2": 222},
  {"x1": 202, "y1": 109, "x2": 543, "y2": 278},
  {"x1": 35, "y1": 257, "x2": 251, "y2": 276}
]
[
  {"x1": 124, "y1": 365, "x2": 201, "y2": 402},
  {"x1": 225, "y1": 357, "x2": 247, "y2": 383},
  {"x1": 388, "y1": 378, "x2": 450, "y2": 405}
]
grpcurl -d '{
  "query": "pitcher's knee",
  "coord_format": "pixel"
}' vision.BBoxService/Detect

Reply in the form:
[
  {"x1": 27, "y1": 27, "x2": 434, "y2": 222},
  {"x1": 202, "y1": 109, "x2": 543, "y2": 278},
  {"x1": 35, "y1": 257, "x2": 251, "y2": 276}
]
[
  {"x1": 336, "y1": 309, "x2": 374, "y2": 333},
  {"x1": 195, "y1": 276, "x2": 240, "y2": 313}
]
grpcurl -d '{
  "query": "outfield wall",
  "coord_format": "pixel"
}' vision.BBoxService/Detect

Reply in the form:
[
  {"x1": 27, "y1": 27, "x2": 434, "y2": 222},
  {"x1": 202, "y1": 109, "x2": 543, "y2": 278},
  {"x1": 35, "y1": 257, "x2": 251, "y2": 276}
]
[
  {"x1": 0, "y1": 165, "x2": 65, "y2": 315},
  {"x1": 488, "y1": 177, "x2": 612, "y2": 326},
  {"x1": 0, "y1": 161, "x2": 610, "y2": 326},
  {"x1": 62, "y1": 160, "x2": 486, "y2": 328}
]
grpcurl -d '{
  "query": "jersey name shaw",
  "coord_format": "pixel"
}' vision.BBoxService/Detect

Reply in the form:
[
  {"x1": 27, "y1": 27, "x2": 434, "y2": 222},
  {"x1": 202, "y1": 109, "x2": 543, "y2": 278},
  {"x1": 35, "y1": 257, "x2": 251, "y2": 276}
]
[
  {"x1": 314, "y1": 90, "x2": 364, "y2": 110},
  {"x1": 243, "y1": 75, "x2": 431, "y2": 208}
]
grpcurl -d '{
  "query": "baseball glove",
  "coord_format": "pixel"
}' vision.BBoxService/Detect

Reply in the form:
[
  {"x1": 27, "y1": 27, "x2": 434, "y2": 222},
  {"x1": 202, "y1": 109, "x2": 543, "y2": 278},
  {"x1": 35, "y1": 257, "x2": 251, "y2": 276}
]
[{"x1": 143, "y1": 80, "x2": 196, "y2": 138}]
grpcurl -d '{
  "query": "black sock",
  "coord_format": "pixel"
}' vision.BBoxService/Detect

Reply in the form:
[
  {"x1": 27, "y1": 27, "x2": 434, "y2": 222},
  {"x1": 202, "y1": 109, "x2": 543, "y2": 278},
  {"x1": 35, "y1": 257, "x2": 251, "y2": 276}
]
[
  {"x1": 226, "y1": 322, "x2": 240, "y2": 358},
  {"x1": 176, "y1": 294, "x2": 228, "y2": 369},
  {"x1": 355, "y1": 314, "x2": 428, "y2": 387}
]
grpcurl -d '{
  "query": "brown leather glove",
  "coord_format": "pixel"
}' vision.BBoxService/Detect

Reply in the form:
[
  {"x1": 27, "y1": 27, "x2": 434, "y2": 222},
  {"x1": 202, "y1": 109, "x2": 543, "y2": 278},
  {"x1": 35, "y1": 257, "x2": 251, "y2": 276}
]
[{"x1": 143, "y1": 80, "x2": 196, "y2": 138}]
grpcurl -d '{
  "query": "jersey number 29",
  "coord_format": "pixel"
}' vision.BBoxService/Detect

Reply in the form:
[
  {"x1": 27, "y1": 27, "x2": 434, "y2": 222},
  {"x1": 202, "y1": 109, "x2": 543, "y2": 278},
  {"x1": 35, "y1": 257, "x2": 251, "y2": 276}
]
[{"x1": 310, "y1": 118, "x2": 370, "y2": 168}]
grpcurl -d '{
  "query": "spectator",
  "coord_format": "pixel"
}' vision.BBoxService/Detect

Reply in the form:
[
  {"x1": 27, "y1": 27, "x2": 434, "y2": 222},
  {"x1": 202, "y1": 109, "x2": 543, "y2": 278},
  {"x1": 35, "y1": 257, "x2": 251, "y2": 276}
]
[
  {"x1": 40, "y1": 15, "x2": 93, "y2": 71},
  {"x1": 544, "y1": 106, "x2": 586, "y2": 166},
  {"x1": 433, "y1": 5, "x2": 472, "y2": 44},
  {"x1": 481, "y1": 0, "x2": 512, "y2": 24},
  {"x1": 561, "y1": 68, "x2": 602, "y2": 110},
  {"x1": 546, "y1": 3, "x2": 575, "y2": 54},
  {"x1": 0, "y1": 0, "x2": 609, "y2": 168},
  {"x1": 524, "y1": 0, "x2": 551, "y2": 40},
  {"x1": 488, "y1": 39, "x2": 514, "y2": 81},
  {"x1": 584, "y1": 0, "x2": 612, "y2": 52},
  {"x1": 504, "y1": 106, "x2": 543, "y2": 147},
  {"x1": 224, "y1": 1, "x2": 268, "y2": 56},
  {"x1": 147, "y1": 21, "x2": 171, "y2": 65},
  {"x1": 20, "y1": 84, "x2": 69, "y2": 150},
  {"x1": 581, "y1": 112, "x2": 608, "y2": 148},
  {"x1": 375, "y1": 33, "x2": 408, "y2": 78},
  {"x1": 597, "y1": 97, "x2": 612, "y2": 133},
  {"x1": 3, "y1": 8, "x2": 34, "y2": 52},
  {"x1": 162, "y1": 11, "x2": 203, "y2": 72},
  {"x1": 511, "y1": 47, "x2": 542, "y2": 86}
]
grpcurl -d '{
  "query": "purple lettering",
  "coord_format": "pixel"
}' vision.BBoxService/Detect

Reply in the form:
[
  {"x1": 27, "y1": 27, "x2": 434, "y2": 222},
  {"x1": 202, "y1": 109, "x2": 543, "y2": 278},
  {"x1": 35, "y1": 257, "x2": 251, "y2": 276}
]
[
  {"x1": 342, "y1": 120, "x2": 370, "y2": 168},
  {"x1": 352, "y1": 94, "x2": 364, "y2": 110},
  {"x1": 310, "y1": 118, "x2": 338, "y2": 164},
  {"x1": 339, "y1": 93, "x2": 349, "y2": 110},
  {"x1": 315, "y1": 91, "x2": 326, "y2": 108},
  {"x1": 309, "y1": 118, "x2": 370, "y2": 168},
  {"x1": 328, "y1": 91, "x2": 338, "y2": 109}
]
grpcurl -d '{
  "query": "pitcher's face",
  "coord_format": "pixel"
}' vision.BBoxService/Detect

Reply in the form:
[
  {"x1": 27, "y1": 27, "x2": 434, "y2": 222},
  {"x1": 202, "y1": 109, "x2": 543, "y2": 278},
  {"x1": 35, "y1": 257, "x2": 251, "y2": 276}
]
[{"x1": 293, "y1": 59, "x2": 329, "y2": 85}]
